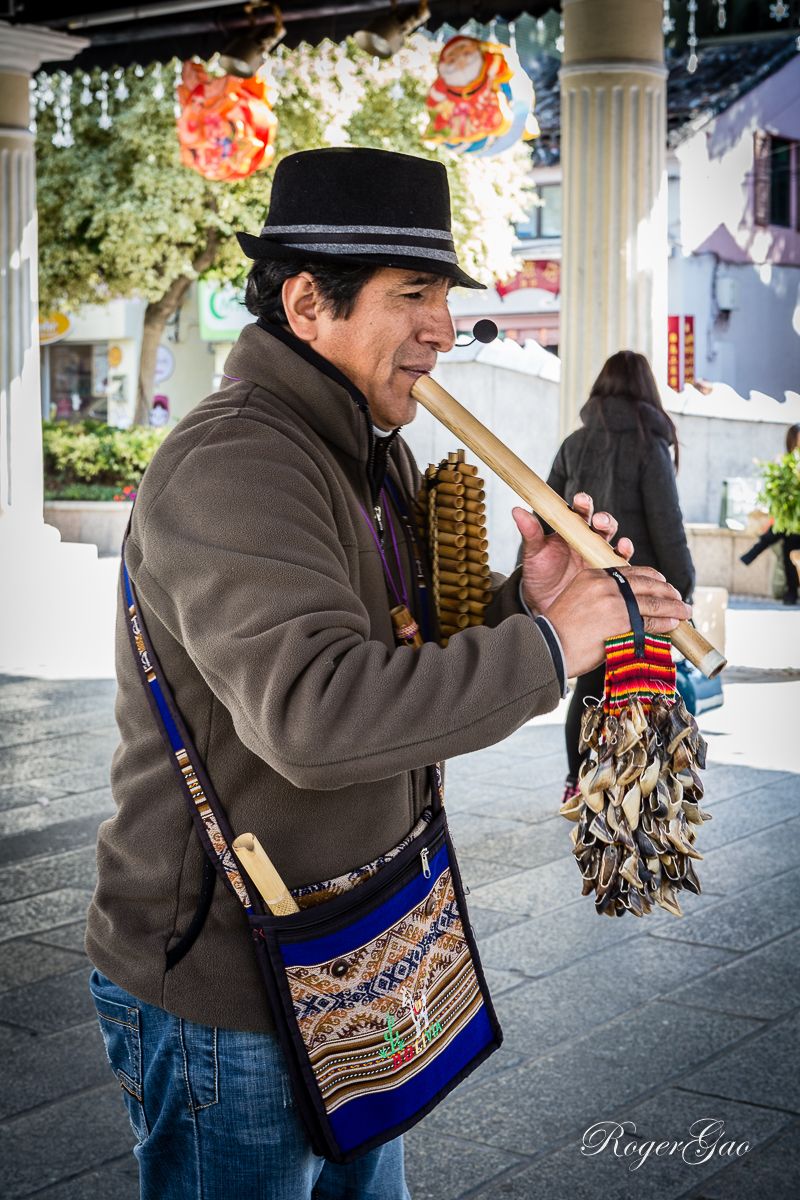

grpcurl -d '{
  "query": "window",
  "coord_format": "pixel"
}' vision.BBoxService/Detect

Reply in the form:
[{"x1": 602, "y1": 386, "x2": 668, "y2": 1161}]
[
  {"x1": 771, "y1": 137, "x2": 792, "y2": 228},
  {"x1": 515, "y1": 183, "x2": 562, "y2": 240},
  {"x1": 754, "y1": 132, "x2": 798, "y2": 230},
  {"x1": 48, "y1": 343, "x2": 109, "y2": 422}
]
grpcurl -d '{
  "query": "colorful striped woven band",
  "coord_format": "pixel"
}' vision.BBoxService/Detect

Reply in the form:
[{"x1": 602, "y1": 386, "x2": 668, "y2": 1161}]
[{"x1": 603, "y1": 631, "x2": 676, "y2": 719}]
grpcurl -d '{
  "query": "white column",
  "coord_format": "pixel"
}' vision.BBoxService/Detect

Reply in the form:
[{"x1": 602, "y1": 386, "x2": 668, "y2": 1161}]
[
  {"x1": 0, "y1": 22, "x2": 88, "y2": 525},
  {"x1": 559, "y1": 0, "x2": 668, "y2": 438},
  {"x1": 0, "y1": 23, "x2": 124, "y2": 680}
]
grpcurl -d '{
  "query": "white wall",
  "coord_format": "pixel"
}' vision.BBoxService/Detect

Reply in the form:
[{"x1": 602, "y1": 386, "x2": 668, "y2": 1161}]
[
  {"x1": 669, "y1": 251, "x2": 800, "y2": 402},
  {"x1": 672, "y1": 411, "x2": 790, "y2": 525},
  {"x1": 402, "y1": 359, "x2": 561, "y2": 576}
]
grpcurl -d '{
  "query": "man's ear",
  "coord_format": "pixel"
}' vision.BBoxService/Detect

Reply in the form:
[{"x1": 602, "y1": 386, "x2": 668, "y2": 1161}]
[{"x1": 282, "y1": 273, "x2": 321, "y2": 343}]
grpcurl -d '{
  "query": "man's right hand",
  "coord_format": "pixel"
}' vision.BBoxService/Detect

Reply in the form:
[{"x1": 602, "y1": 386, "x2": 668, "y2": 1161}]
[{"x1": 543, "y1": 566, "x2": 692, "y2": 678}]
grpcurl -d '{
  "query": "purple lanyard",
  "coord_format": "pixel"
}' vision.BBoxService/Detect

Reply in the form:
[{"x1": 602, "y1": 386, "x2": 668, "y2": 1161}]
[{"x1": 359, "y1": 490, "x2": 409, "y2": 611}]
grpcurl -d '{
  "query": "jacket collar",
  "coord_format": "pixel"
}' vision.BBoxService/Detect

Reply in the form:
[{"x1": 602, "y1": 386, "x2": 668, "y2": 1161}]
[{"x1": 222, "y1": 322, "x2": 400, "y2": 504}]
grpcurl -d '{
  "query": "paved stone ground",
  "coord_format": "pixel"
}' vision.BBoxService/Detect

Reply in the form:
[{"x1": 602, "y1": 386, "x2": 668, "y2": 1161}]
[{"x1": 1, "y1": 674, "x2": 799, "y2": 1199}]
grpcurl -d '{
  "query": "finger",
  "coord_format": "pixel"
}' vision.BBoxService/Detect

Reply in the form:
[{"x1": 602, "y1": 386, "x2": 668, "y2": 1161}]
[
  {"x1": 642, "y1": 615, "x2": 682, "y2": 634},
  {"x1": 616, "y1": 537, "x2": 634, "y2": 562},
  {"x1": 634, "y1": 590, "x2": 693, "y2": 621},
  {"x1": 617, "y1": 564, "x2": 666, "y2": 583},
  {"x1": 591, "y1": 510, "x2": 618, "y2": 543},
  {"x1": 571, "y1": 492, "x2": 594, "y2": 525},
  {"x1": 513, "y1": 506, "x2": 545, "y2": 552}
]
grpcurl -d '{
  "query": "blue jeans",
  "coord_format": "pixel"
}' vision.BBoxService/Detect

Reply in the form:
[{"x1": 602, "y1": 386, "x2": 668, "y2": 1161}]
[{"x1": 90, "y1": 970, "x2": 410, "y2": 1200}]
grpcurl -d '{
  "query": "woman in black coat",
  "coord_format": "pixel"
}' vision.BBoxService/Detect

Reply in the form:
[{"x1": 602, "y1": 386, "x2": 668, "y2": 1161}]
[{"x1": 549, "y1": 351, "x2": 695, "y2": 802}]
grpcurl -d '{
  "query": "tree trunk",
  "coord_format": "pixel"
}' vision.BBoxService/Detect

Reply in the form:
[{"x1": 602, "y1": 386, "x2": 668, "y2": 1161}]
[{"x1": 132, "y1": 230, "x2": 220, "y2": 427}]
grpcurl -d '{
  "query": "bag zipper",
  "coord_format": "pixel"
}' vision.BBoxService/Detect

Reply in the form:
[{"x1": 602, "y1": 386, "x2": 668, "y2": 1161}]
[{"x1": 264, "y1": 824, "x2": 447, "y2": 936}]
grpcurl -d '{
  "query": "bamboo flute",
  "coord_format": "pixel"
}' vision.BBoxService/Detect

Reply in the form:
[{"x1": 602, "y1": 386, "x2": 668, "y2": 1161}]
[
  {"x1": 411, "y1": 375, "x2": 726, "y2": 678},
  {"x1": 232, "y1": 833, "x2": 300, "y2": 916}
]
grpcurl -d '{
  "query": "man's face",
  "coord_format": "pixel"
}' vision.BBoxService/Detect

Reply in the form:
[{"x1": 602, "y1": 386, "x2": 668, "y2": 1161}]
[{"x1": 284, "y1": 267, "x2": 456, "y2": 430}]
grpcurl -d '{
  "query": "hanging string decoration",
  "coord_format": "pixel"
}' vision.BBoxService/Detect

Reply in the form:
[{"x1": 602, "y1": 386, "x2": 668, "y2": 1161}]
[
  {"x1": 716, "y1": 0, "x2": 727, "y2": 30},
  {"x1": 687, "y1": 0, "x2": 698, "y2": 73},
  {"x1": 423, "y1": 35, "x2": 537, "y2": 157},
  {"x1": 176, "y1": 61, "x2": 277, "y2": 181},
  {"x1": 560, "y1": 635, "x2": 710, "y2": 919},
  {"x1": 415, "y1": 450, "x2": 492, "y2": 645},
  {"x1": 662, "y1": 0, "x2": 675, "y2": 34}
]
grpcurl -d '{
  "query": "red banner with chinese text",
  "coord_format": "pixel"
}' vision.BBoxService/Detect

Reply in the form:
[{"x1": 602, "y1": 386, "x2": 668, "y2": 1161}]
[
  {"x1": 667, "y1": 315, "x2": 681, "y2": 391},
  {"x1": 496, "y1": 260, "x2": 561, "y2": 297},
  {"x1": 683, "y1": 316, "x2": 695, "y2": 386}
]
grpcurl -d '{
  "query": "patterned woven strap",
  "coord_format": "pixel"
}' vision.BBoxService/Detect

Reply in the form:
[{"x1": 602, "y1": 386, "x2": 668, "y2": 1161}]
[
  {"x1": 604, "y1": 631, "x2": 676, "y2": 719},
  {"x1": 121, "y1": 542, "x2": 255, "y2": 913}
]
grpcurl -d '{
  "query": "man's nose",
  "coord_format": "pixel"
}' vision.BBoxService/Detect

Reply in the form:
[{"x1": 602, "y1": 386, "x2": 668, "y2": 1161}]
[{"x1": 419, "y1": 298, "x2": 456, "y2": 354}]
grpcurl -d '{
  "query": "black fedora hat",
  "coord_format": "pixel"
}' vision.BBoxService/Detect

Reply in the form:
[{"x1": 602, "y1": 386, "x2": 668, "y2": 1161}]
[{"x1": 236, "y1": 147, "x2": 485, "y2": 290}]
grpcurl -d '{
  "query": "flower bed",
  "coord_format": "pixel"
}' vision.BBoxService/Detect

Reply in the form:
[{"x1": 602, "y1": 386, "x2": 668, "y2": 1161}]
[{"x1": 43, "y1": 420, "x2": 166, "y2": 500}]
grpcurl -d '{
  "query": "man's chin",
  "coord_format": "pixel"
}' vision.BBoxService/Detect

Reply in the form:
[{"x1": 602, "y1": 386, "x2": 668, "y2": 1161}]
[{"x1": 370, "y1": 391, "x2": 418, "y2": 431}]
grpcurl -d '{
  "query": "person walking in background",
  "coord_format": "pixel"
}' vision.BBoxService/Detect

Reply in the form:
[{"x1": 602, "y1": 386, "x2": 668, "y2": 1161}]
[
  {"x1": 540, "y1": 351, "x2": 695, "y2": 802},
  {"x1": 740, "y1": 423, "x2": 800, "y2": 606}
]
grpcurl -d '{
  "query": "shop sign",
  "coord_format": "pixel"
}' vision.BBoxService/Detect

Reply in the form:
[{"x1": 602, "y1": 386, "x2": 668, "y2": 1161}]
[
  {"x1": 198, "y1": 281, "x2": 255, "y2": 342},
  {"x1": 668, "y1": 315, "x2": 681, "y2": 391},
  {"x1": 496, "y1": 260, "x2": 560, "y2": 298},
  {"x1": 683, "y1": 316, "x2": 695, "y2": 386},
  {"x1": 154, "y1": 345, "x2": 175, "y2": 384},
  {"x1": 39, "y1": 312, "x2": 71, "y2": 345},
  {"x1": 667, "y1": 315, "x2": 695, "y2": 392}
]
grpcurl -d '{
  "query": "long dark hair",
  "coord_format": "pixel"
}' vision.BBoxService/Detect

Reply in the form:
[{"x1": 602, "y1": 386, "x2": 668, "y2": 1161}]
[
  {"x1": 588, "y1": 350, "x2": 680, "y2": 472},
  {"x1": 787, "y1": 423, "x2": 800, "y2": 453}
]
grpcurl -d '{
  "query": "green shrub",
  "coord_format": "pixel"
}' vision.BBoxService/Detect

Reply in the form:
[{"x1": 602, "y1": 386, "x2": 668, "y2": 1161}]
[
  {"x1": 44, "y1": 483, "x2": 134, "y2": 502},
  {"x1": 759, "y1": 450, "x2": 800, "y2": 535},
  {"x1": 42, "y1": 420, "x2": 166, "y2": 497}
]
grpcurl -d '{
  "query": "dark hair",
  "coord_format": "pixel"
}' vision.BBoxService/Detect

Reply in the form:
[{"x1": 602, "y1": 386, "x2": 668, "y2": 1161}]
[
  {"x1": 787, "y1": 423, "x2": 800, "y2": 453},
  {"x1": 588, "y1": 350, "x2": 680, "y2": 473},
  {"x1": 244, "y1": 258, "x2": 378, "y2": 326}
]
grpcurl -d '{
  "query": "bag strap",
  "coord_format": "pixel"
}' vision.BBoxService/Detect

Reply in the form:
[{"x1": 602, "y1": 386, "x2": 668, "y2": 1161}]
[{"x1": 121, "y1": 537, "x2": 259, "y2": 915}]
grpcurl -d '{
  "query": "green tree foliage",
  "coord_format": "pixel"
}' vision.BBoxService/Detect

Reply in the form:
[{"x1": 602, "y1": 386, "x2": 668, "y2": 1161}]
[
  {"x1": 35, "y1": 59, "x2": 328, "y2": 423},
  {"x1": 343, "y1": 67, "x2": 477, "y2": 258},
  {"x1": 34, "y1": 41, "x2": 529, "y2": 424},
  {"x1": 759, "y1": 450, "x2": 800, "y2": 535},
  {"x1": 42, "y1": 419, "x2": 167, "y2": 498},
  {"x1": 35, "y1": 61, "x2": 326, "y2": 310}
]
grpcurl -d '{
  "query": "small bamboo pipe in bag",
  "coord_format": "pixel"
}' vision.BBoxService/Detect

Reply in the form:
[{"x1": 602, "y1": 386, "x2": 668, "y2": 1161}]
[
  {"x1": 232, "y1": 833, "x2": 300, "y2": 916},
  {"x1": 411, "y1": 375, "x2": 726, "y2": 678}
]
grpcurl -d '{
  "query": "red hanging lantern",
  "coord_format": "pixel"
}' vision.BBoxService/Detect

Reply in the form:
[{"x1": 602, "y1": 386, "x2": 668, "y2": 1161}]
[{"x1": 176, "y1": 61, "x2": 278, "y2": 182}]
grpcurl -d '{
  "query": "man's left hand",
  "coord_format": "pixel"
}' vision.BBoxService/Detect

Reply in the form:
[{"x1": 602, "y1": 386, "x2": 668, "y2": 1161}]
[{"x1": 513, "y1": 493, "x2": 634, "y2": 617}]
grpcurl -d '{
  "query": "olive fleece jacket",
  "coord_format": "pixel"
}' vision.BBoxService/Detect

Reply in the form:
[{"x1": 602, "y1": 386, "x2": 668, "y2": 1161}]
[{"x1": 86, "y1": 323, "x2": 561, "y2": 1032}]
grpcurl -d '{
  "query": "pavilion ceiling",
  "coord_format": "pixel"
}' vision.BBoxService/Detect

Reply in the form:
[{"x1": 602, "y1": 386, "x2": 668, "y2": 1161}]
[{"x1": 13, "y1": 0, "x2": 559, "y2": 69}]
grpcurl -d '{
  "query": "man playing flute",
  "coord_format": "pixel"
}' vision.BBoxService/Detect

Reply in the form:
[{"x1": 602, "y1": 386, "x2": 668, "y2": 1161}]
[{"x1": 86, "y1": 148, "x2": 691, "y2": 1199}]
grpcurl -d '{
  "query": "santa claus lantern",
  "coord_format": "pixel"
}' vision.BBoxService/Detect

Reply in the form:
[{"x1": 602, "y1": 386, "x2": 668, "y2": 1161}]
[
  {"x1": 176, "y1": 61, "x2": 278, "y2": 182},
  {"x1": 424, "y1": 35, "x2": 537, "y2": 158}
]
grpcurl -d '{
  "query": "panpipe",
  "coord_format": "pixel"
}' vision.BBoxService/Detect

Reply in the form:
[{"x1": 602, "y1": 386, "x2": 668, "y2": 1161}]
[{"x1": 415, "y1": 449, "x2": 493, "y2": 646}]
